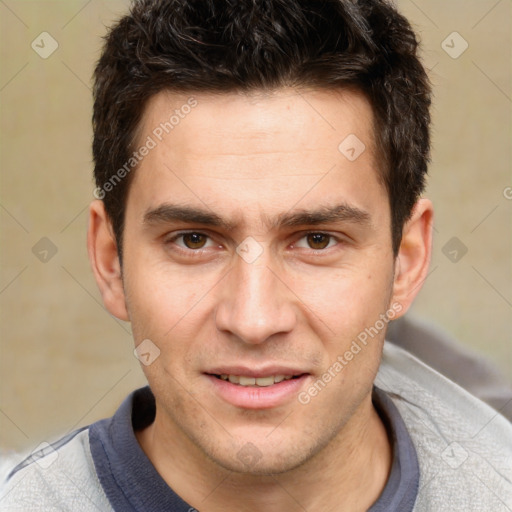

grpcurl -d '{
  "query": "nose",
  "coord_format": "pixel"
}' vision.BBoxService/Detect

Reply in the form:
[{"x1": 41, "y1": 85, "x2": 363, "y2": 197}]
[{"x1": 214, "y1": 249, "x2": 297, "y2": 345}]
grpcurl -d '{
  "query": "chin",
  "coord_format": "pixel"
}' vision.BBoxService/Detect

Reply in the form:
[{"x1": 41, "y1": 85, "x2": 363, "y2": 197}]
[
  {"x1": 203, "y1": 438, "x2": 317, "y2": 476},
  {"x1": 214, "y1": 455, "x2": 305, "y2": 477}
]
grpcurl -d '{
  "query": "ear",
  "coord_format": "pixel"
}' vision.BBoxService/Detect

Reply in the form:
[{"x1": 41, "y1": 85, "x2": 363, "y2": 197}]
[
  {"x1": 87, "y1": 200, "x2": 129, "y2": 321},
  {"x1": 390, "y1": 198, "x2": 433, "y2": 317}
]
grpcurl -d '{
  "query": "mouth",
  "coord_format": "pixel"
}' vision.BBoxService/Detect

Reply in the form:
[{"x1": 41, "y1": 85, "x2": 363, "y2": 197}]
[{"x1": 204, "y1": 371, "x2": 310, "y2": 409}]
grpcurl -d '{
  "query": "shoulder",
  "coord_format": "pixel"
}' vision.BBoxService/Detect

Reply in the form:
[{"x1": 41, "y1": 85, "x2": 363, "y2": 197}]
[
  {"x1": 377, "y1": 341, "x2": 512, "y2": 511},
  {"x1": 0, "y1": 428, "x2": 112, "y2": 512}
]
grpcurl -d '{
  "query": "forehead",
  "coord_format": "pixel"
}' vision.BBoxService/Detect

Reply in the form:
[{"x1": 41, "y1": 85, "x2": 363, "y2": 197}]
[
  {"x1": 139, "y1": 87, "x2": 377, "y2": 168},
  {"x1": 127, "y1": 87, "x2": 386, "y2": 230}
]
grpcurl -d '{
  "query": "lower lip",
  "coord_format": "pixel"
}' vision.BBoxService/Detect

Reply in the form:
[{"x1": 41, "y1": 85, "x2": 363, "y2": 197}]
[{"x1": 205, "y1": 374, "x2": 310, "y2": 409}]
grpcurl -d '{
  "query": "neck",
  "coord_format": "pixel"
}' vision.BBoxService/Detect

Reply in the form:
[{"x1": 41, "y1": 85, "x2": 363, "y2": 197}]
[{"x1": 136, "y1": 393, "x2": 392, "y2": 512}]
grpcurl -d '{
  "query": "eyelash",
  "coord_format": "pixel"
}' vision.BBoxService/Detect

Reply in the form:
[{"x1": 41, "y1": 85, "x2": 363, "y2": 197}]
[{"x1": 165, "y1": 231, "x2": 344, "y2": 256}]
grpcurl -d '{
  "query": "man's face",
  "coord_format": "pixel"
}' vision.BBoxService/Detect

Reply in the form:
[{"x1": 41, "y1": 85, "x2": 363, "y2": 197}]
[{"x1": 121, "y1": 88, "x2": 397, "y2": 474}]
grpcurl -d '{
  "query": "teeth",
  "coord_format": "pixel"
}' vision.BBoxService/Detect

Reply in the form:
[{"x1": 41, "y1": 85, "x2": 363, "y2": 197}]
[
  {"x1": 255, "y1": 376, "x2": 274, "y2": 387},
  {"x1": 218, "y1": 374, "x2": 295, "y2": 386}
]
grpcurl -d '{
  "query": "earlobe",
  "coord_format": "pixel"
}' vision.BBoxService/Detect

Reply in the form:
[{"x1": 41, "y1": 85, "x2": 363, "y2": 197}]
[
  {"x1": 87, "y1": 200, "x2": 129, "y2": 321},
  {"x1": 391, "y1": 199, "x2": 433, "y2": 317}
]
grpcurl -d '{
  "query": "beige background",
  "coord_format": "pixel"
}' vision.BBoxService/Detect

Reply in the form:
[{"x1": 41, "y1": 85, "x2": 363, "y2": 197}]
[{"x1": 0, "y1": 0, "x2": 510, "y2": 453}]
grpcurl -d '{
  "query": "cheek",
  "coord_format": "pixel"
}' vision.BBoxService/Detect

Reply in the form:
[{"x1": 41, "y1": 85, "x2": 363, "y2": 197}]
[
  {"x1": 124, "y1": 256, "x2": 207, "y2": 335},
  {"x1": 123, "y1": 259, "x2": 219, "y2": 382},
  {"x1": 291, "y1": 261, "x2": 394, "y2": 338}
]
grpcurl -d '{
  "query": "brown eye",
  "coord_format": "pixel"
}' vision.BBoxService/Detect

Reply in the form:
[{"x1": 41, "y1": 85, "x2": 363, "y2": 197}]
[
  {"x1": 182, "y1": 233, "x2": 208, "y2": 249},
  {"x1": 306, "y1": 233, "x2": 331, "y2": 250}
]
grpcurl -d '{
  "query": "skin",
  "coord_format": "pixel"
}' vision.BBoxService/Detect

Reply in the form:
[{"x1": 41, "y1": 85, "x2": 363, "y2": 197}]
[{"x1": 88, "y1": 88, "x2": 433, "y2": 511}]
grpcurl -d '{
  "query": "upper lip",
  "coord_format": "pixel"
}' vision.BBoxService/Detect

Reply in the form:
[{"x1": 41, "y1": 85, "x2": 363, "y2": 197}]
[{"x1": 205, "y1": 366, "x2": 309, "y2": 378}]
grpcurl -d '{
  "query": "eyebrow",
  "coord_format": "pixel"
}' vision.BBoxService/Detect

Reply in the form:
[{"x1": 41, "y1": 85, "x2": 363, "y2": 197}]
[{"x1": 143, "y1": 203, "x2": 372, "y2": 231}]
